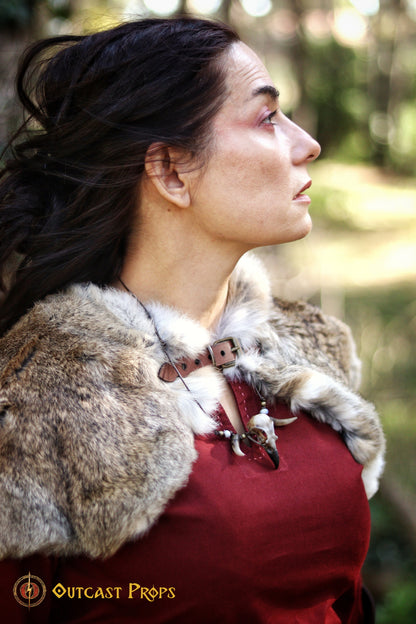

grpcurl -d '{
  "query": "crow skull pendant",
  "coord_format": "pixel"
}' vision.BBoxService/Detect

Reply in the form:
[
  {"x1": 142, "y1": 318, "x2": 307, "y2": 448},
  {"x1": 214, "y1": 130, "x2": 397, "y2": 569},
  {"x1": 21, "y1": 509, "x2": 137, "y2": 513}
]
[{"x1": 231, "y1": 413, "x2": 297, "y2": 469}]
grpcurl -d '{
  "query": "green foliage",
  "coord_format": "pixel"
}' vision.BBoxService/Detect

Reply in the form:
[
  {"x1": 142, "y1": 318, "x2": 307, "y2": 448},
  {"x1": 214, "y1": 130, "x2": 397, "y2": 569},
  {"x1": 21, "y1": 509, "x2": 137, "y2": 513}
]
[
  {"x1": 391, "y1": 101, "x2": 416, "y2": 175},
  {"x1": 46, "y1": 0, "x2": 72, "y2": 20},
  {"x1": 346, "y1": 285, "x2": 416, "y2": 394},
  {"x1": 366, "y1": 497, "x2": 414, "y2": 575},
  {"x1": 365, "y1": 497, "x2": 416, "y2": 623},
  {"x1": 304, "y1": 38, "x2": 370, "y2": 157},
  {"x1": 344, "y1": 275, "x2": 416, "y2": 624},
  {"x1": 377, "y1": 580, "x2": 416, "y2": 624},
  {"x1": 0, "y1": 0, "x2": 73, "y2": 30},
  {"x1": 0, "y1": 0, "x2": 37, "y2": 29}
]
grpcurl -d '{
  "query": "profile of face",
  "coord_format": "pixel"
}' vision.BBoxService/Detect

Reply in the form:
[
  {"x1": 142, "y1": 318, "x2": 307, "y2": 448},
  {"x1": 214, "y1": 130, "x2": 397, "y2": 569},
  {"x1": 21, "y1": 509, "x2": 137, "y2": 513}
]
[{"x1": 186, "y1": 42, "x2": 321, "y2": 255}]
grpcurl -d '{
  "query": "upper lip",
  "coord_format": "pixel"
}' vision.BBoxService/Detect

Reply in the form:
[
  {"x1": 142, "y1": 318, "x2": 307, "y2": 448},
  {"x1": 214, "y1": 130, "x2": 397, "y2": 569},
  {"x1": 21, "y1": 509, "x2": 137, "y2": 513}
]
[{"x1": 293, "y1": 180, "x2": 312, "y2": 198}]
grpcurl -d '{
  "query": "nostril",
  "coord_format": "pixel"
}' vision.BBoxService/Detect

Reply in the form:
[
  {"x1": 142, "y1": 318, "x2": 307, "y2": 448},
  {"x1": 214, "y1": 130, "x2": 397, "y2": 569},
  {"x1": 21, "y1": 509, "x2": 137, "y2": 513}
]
[{"x1": 308, "y1": 139, "x2": 321, "y2": 161}]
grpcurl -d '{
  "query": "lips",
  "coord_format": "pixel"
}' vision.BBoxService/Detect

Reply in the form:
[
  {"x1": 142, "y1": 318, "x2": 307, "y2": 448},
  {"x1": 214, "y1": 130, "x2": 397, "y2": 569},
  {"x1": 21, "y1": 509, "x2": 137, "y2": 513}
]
[{"x1": 293, "y1": 180, "x2": 312, "y2": 200}]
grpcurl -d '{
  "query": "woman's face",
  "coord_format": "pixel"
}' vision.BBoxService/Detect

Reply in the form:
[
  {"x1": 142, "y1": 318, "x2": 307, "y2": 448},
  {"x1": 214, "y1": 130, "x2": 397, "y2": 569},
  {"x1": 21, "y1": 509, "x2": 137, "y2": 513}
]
[{"x1": 188, "y1": 42, "x2": 321, "y2": 254}]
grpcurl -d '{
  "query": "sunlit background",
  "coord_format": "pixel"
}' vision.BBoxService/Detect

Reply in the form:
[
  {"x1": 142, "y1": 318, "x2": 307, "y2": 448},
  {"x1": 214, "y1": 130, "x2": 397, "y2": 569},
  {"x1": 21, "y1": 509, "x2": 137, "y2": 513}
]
[{"x1": 1, "y1": 1, "x2": 415, "y2": 621}]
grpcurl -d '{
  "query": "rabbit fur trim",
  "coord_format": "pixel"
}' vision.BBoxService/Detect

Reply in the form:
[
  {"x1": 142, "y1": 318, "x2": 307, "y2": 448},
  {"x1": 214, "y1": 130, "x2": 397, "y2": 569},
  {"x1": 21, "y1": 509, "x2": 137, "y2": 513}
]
[{"x1": 0, "y1": 254, "x2": 384, "y2": 559}]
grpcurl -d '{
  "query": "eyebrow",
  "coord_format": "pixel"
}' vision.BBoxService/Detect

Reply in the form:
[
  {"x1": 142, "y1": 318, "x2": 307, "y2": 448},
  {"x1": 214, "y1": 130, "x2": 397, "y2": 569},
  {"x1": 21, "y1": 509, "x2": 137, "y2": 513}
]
[{"x1": 251, "y1": 85, "x2": 280, "y2": 102}]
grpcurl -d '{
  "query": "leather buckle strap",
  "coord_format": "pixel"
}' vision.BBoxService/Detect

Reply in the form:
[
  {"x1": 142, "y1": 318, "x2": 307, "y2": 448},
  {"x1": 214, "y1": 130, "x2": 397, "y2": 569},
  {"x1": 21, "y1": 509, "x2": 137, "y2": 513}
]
[
  {"x1": 208, "y1": 337, "x2": 241, "y2": 368},
  {"x1": 158, "y1": 337, "x2": 241, "y2": 382}
]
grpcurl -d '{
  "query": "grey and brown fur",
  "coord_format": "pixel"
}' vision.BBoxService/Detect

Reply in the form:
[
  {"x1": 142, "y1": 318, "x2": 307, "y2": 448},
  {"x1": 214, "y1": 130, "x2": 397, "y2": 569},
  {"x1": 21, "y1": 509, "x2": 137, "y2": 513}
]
[{"x1": 0, "y1": 254, "x2": 385, "y2": 560}]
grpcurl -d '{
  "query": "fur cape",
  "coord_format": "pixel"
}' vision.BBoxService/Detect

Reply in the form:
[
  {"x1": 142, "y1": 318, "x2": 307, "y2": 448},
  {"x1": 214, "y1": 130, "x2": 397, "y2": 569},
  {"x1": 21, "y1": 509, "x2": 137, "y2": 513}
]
[{"x1": 0, "y1": 255, "x2": 384, "y2": 560}]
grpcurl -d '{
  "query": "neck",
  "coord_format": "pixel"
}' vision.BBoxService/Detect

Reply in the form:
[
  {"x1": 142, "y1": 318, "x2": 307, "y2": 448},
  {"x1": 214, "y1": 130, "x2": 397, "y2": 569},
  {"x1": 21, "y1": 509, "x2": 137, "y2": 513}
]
[
  {"x1": 118, "y1": 244, "x2": 241, "y2": 330},
  {"x1": 115, "y1": 186, "x2": 252, "y2": 329}
]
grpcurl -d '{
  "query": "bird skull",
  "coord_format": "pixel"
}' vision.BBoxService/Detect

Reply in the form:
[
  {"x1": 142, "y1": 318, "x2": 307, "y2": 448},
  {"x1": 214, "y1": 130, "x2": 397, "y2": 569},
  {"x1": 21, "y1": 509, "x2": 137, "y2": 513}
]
[{"x1": 246, "y1": 413, "x2": 279, "y2": 469}]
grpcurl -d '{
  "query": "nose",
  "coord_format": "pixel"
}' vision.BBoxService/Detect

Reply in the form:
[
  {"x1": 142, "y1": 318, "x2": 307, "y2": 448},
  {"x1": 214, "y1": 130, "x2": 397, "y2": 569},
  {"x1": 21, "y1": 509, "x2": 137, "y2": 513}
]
[
  {"x1": 304, "y1": 133, "x2": 321, "y2": 163},
  {"x1": 288, "y1": 117, "x2": 321, "y2": 164}
]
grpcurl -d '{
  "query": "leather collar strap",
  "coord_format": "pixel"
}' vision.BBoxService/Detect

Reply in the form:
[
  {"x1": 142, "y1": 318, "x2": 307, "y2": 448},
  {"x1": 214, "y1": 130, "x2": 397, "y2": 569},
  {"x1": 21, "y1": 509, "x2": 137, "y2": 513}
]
[{"x1": 158, "y1": 337, "x2": 241, "y2": 382}]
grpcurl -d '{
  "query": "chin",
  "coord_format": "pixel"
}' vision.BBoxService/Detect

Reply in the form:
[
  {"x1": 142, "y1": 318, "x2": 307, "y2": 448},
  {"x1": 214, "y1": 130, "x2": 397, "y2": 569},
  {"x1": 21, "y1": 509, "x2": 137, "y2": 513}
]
[
  {"x1": 277, "y1": 215, "x2": 313, "y2": 245},
  {"x1": 293, "y1": 213, "x2": 313, "y2": 241},
  {"x1": 242, "y1": 215, "x2": 313, "y2": 250}
]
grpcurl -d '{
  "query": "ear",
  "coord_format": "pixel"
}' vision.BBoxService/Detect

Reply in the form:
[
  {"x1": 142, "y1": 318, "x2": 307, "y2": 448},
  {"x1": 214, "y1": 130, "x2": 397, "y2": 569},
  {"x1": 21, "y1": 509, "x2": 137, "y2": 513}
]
[{"x1": 144, "y1": 143, "x2": 191, "y2": 209}]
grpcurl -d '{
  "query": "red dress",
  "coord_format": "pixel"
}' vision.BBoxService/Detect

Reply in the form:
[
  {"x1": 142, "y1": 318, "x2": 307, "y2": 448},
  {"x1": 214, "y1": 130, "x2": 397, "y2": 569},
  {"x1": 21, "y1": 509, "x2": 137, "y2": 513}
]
[{"x1": 0, "y1": 381, "x2": 371, "y2": 623}]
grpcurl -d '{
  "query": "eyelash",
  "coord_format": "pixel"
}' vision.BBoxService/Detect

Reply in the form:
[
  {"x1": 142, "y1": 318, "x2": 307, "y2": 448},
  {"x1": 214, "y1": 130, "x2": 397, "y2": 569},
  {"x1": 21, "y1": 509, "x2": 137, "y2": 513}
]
[{"x1": 262, "y1": 110, "x2": 277, "y2": 126}]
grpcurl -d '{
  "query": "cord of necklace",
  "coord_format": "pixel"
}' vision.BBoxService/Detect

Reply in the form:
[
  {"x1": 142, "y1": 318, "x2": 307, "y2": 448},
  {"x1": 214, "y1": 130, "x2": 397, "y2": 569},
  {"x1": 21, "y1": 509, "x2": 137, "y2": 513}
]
[
  {"x1": 117, "y1": 277, "x2": 211, "y2": 418},
  {"x1": 116, "y1": 277, "x2": 281, "y2": 468}
]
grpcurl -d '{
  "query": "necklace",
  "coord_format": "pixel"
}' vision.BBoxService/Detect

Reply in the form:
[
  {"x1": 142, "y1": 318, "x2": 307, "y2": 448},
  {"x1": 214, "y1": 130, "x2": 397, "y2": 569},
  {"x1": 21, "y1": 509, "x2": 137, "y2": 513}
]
[{"x1": 117, "y1": 277, "x2": 297, "y2": 470}]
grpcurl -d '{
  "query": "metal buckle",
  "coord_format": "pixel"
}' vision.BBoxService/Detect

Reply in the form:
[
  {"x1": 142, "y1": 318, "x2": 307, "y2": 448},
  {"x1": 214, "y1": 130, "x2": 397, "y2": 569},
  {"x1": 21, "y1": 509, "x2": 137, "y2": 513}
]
[{"x1": 208, "y1": 337, "x2": 241, "y2": 369}]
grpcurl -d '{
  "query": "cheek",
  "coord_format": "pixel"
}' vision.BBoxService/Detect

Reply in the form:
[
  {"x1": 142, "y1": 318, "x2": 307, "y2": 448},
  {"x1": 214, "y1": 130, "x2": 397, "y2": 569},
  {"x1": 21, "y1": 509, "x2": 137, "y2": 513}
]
[
  {"x1": 215, "y1": 142, "x2": 286, "y2": 197},
  {"x1": 193, "y1": 128, "x2": 294, "y2": 231}
]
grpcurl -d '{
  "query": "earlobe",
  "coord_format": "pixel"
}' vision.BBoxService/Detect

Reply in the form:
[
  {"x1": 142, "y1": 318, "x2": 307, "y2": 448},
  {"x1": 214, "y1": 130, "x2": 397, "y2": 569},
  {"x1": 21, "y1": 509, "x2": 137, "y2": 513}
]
[{"x1": 144, "y1": 143, "x2": 191, "y2": 208}]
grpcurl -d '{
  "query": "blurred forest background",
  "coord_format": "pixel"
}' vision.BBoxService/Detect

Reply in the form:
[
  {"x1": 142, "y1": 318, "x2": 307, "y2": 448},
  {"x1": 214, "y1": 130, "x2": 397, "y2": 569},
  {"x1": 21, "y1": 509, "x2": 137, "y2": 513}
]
[{"x1": 0, "y1": 0, "x2": 415, "y2": 621}]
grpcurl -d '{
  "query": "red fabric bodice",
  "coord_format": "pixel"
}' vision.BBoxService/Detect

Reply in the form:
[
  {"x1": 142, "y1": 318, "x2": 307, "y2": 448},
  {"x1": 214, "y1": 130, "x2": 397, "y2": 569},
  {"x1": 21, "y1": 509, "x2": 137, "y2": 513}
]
[{"x1": 0, "y1": 381, "x2": 371, "y2": 623}]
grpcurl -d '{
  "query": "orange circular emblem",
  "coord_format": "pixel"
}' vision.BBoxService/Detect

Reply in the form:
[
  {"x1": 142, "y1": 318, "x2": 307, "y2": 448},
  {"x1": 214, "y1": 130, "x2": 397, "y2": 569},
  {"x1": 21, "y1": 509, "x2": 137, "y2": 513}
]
[{"x1": 13, "y1": 573, "x2": 46, "y2": 608}]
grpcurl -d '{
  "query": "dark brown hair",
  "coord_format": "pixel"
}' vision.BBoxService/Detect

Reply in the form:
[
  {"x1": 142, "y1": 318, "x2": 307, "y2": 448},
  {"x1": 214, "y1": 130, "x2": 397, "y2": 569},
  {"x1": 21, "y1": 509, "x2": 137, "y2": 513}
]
[{"x1": 0, "y1": 17, "x2": 239, "y2": 334}]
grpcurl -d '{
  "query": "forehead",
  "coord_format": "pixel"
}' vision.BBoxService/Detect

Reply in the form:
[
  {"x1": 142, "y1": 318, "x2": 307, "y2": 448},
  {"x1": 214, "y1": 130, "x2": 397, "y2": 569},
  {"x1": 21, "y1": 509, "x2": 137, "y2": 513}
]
[{"x1": 222, "y1": 42, "x2": 274, "y2": 103}]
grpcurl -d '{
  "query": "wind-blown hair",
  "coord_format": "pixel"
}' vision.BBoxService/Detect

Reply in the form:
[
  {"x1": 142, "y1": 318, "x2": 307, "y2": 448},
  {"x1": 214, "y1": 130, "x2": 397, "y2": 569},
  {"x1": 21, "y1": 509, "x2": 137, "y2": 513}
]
[{"x1": 0, "y1": 17, "x2": 239, "y2": 334}]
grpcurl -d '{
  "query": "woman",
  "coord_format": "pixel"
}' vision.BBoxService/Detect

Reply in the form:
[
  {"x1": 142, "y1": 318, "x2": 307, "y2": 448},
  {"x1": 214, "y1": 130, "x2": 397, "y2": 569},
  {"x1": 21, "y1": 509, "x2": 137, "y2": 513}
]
[{"x1": 0, "y1": 16, "x2": 384, "y2": 623}]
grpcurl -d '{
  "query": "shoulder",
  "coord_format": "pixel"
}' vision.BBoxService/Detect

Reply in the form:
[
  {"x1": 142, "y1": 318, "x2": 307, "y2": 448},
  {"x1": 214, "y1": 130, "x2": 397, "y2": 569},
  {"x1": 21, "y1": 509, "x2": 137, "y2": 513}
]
[
  {"x1": 270, "y1": 297, "x2": 361, "y2": 389},
  {"x1": 0, "y1": 284, "x2": 196, "y2": 560},
  {"x1": 0, "y1": 283, "x2": 156, "y2": 383},
  {"x1": 226, "y1": 254, "x2": 361, "y2": 389}
]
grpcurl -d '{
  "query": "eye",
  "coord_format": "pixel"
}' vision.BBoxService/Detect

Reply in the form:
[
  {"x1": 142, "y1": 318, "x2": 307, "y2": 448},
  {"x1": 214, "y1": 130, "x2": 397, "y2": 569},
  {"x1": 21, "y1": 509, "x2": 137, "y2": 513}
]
[{"x1": 262, "y1": 110, "x2": 277, "y2": 127}]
